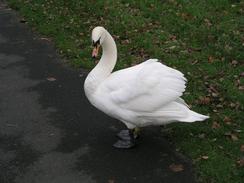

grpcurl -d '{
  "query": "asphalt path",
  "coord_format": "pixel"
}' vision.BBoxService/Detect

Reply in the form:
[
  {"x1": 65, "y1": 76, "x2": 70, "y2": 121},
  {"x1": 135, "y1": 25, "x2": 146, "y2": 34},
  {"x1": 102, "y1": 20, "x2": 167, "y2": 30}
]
[{"x1": 0, "y1": 2, "x2": 196, "y2": 183}]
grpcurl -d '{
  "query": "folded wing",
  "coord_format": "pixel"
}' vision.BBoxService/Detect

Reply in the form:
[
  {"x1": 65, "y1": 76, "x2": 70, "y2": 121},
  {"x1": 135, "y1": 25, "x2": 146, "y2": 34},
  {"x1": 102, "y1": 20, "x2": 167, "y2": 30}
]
[{"x1": 102, "y1": 59, "x2": 187, "y2": 112}]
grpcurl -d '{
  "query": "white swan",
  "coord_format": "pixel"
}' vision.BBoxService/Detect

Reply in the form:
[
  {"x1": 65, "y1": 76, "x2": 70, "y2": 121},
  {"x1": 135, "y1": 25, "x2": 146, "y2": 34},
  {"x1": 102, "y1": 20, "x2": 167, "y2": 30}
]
[{"x1": 84, "y1": 26, "x2": 209, "y2": 148}]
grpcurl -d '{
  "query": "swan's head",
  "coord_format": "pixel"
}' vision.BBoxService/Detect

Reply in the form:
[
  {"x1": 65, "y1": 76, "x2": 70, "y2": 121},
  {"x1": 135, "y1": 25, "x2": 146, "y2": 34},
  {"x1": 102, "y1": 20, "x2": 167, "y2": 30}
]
[{"x1": 91, "y1": 26, "x2": 107, "y2": 58}]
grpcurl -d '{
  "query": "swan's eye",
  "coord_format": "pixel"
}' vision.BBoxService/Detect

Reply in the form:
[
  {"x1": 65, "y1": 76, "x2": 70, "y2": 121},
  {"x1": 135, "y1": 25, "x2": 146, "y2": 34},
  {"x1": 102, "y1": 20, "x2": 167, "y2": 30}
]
[{"x1": 92, "y1": 37, "x2": 101, "y2": 47}]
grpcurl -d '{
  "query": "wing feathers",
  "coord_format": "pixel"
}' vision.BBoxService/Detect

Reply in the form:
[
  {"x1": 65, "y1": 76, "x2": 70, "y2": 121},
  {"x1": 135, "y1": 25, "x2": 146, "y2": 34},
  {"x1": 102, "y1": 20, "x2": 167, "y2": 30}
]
[{"x1": 102, "y1": 59, "x2": 187, "y2": 113}]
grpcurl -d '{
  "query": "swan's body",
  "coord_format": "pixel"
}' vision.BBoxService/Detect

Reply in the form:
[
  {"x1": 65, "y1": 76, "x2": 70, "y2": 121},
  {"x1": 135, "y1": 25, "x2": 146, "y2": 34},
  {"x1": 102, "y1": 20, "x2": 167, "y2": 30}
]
[{"x1": 84, "y1": 27, "x2": 209, "y2": 148}]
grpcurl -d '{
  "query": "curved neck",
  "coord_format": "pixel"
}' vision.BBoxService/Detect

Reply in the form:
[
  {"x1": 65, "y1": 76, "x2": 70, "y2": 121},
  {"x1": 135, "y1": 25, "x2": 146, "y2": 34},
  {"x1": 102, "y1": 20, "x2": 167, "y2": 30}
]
[
  {"x1": 97, "y1": 31, "x2": 117, "y2": 75},
  {"x1": 85, "y1": 30, "x2": 117, "y2": 93}
]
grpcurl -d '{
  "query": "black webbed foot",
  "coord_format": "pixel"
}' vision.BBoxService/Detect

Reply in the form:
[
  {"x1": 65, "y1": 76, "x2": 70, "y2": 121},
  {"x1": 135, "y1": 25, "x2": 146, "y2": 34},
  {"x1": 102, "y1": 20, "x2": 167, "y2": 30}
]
[
  {"x1": 116, "y1": 129, "x2": 131, "y2": 141},
  {"x1": 113, "y1": 129, "x2": 136, "y2": 149},
  {"x1": 113, "y1": 139, "x2": 135, "y2": 149},
  {"x1": 116, "y1": 128, "x2": 140, "y2": 141}
]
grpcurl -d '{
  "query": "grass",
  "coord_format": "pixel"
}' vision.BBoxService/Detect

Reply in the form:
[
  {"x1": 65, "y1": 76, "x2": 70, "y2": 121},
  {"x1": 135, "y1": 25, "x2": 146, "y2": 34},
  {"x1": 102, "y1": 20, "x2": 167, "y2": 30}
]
[{"x1": 7, "y1": 0, "x2": 244, "y2": 182}]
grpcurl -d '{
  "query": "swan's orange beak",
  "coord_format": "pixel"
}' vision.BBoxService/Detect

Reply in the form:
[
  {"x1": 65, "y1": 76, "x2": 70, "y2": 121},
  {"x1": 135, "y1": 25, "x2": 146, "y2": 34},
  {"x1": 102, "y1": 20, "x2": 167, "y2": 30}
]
[{"x1": 92, "y1": 45, "x2": 100, "y2": 58}]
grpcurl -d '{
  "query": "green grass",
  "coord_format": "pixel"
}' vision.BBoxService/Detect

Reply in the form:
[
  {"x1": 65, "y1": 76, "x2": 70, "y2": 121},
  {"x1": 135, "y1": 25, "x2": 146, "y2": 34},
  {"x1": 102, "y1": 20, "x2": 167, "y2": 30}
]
[{"x1": 7, "y1": 0, "x2": 244, "y2": 182}]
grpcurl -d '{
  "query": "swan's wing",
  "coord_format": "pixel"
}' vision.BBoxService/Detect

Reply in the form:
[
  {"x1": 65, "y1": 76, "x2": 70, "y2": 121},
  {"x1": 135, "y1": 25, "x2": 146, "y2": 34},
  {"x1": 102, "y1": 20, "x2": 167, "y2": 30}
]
[{"x1": 102, "y1": 59, "x2": 187, "y2": 112}]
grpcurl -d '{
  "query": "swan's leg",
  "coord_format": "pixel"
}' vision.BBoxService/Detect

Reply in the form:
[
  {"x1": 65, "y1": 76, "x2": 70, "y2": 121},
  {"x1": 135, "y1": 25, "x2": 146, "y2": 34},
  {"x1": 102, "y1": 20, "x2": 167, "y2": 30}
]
[
  {"x1": 113, "y1": 129, "x2": 136, "y2": 149},
  {"x1": 133, "y1": 127, "x2": 140, "y2": 139}
]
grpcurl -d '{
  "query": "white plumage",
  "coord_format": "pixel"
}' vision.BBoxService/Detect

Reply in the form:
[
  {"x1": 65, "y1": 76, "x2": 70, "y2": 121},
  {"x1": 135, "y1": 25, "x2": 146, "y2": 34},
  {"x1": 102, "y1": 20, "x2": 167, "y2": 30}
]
[{"x1": 84, "y1": 26, "x2": 209, "y2": 131}]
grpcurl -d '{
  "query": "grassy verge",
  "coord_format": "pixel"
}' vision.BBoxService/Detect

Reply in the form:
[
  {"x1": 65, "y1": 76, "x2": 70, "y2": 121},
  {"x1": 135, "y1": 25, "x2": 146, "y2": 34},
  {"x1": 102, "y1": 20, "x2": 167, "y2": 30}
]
[{"x1": 7, "y1": 0, "x2": 244, "y2": 182}]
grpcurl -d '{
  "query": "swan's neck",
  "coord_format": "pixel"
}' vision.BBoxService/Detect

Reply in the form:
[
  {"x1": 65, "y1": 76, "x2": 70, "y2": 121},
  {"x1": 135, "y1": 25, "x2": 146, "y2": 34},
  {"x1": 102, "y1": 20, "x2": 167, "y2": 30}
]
[{"x1": 85, "y1": 31, "x2": 117, "y2": 94}]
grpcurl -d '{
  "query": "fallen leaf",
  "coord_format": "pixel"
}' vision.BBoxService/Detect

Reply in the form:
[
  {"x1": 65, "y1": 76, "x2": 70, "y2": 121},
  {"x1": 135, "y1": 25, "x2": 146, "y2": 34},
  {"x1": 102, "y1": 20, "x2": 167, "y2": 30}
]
[
  {"x1": 188, "y1": 48, "x2": 201, "y2": 53},
  {"x1": 225, "y1": 132, "x2": 239, "y2": 141},
  {"x1": 204, "y1": 18, "x2": 212, "y2": 27},
  {"x1": 198, "y1": 96, "x2": 211, "y2": 105},
  {"x1": 121, "y1": 39, "x2": 130, "y2": 44},
  {"x1": 218, "y1": 145, "x2": 224, "y2": 149},
  {"x1": 108, "y1": 179, "x2": 115, "y2": 183},
  {"x1": 169, "y1": 46, "x2": 176, "y2": 49},
  {"x1": 223, "y1": 116, "x2": 232, "y2": 125},
  {"x1": 46, "y1": 77, "x2": 56, "y2": 81},
  {"x1": 191, "y1": 60, "x2": 198, "y2": 65},
  {"x1": 211, "y1": 92, "x2": 219, "y2": 97},
  {"x1": 231, "y1": 60, "x2": 238, "y2": 66},
  {"x1": 208, "y1": 56, "x2": 214, "y2": 63},
  {"x1": 238, "y1": 86, "x2": 244, "y2": 91},
  {"x1": 230, "y1": 102, "x2": 236, "y2": 108},
  {"x1": 169, "y1": 164, "x2": 184, "y2": 172},
  {"x1": 230, "y1": 134, "x2": 239, "y2": 141},
  {"x1": 225, "y1": 44, "x2": 232, "y2": 51},
  {"x1": 235, "y1": 79, "x2": 241, "y2": 87},
  {"x1": 181, "y1": 12, "x2": 193, "y2": 20},
  {"x1": 198, "y1": 133, "x2": 205, "y2": 139},
  {"x1": 216, "y1": 104, "x2": 223, "y2": 108},
  {"x1": 240, "y1": 145, "x2": 244, "y2": 152},
  {"x1": 169, "y1": 35, "x2": 177, "y2": 41},
  {"x1": 236, "y1": 158, "x2": 244, "y2": 167},
  {"x1": 234, "y1": 129, "x2": 242, "y2": 133},
  {"x1": 209, "y1": 84, "x2": 219, "y2": 93},
  {"x1": 213, "y1": 109, "x2": 218, "y2": 113},
  {"x1": 219, "y1": 97, "x2": 224, "y2": 102},
  {"x1": 202, "y1": 156, "x2": 209, "y2": 160},
  {"x1": 40, "y1": 37, "x2": 51, "y2": 41},
  {"x1": 20, "y1": 18, "x2": 27, "y2": 23},
  {"x1": 212, "y1": 121, "x2": 221, "y2": 129}
]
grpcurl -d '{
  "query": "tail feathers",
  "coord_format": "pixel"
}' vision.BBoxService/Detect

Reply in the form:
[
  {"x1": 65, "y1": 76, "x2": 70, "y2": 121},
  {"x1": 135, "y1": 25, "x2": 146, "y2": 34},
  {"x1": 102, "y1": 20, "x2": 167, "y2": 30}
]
[{"x1": 181, "y1": 110, "x2": 209, "y2": 123}]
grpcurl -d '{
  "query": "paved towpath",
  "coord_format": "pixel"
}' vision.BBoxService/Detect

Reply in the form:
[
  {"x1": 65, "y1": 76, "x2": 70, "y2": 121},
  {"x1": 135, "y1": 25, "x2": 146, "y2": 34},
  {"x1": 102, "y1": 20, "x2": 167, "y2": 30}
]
[{"x1": 0, "y1": 2, "x2": 196, "y2": 183}]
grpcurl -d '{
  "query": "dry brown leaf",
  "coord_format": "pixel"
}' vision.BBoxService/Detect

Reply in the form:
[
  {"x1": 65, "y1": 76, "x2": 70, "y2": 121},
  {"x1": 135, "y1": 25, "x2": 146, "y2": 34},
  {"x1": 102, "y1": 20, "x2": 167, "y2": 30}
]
[
  {"x1": 231, "y1": 134, "x2": 239, "y2": 141},
  {"x1": 40, "y1": 37, "x2": 51, "y2": 41},
  {"x1": 169, "y1": 164, "x2": 184, "y2": 172},
  {"x1": 225, "y1": 132, "x2": 239, "y2": 141},
  {"x1": 198, "y1": 133, "x2": 205, "y2": 139},
  {"x1": 216, "y1": 104, "x2": 223, "y2": 108},
  {"x1": 223, "y1": 116, "x2": 232, "y2": 125},
  {"x1": 204, "y1": 18, "x2": 212, "y2": 27},
  {"x1": 230, "y1": 102, "x2": 236, "y2": 108},
  {"x1": 121, "y1": 39, "x2": 130, "y2": 44},
  {"x1": 238, "y1": 86, "x2": 244, "y2": 91},
  {"x1": 236, "y1": 158, "x2": 244, "y2": 167},
  {"x1": 209, "y1": 85, "x2": 219, "y2": 93},
  {"x1": 191, "y1": 60, "x2": 199, "y2": 65},
  {"x1": 240, "y1": 145, "x2": 244, "y2": 152},
  {"x1": 231, "y1": 60, "x2": 238, "y2": 66},
  {"x1": 46, "y1": 77, "x2": 56, "y2": 81},
  {"x1": 198, "y1": 96, "x2": 211, "y2": 105},
  {"x1": 218, "y1": 145, "x2": 224, "y2": 149},
  {"x1": 208, "y1": 56, "x2": 214, "y2": 63},
  {"x1": 181, "y1": 13, "x2": 193, "y2": 20},
  {"x1": 212, "y1": 121, "x2": 221, "y2": 129},
  {"x1": 169, "y1": 46, "x2": 176, "y2": 50},
  {"x1": 169, "y1": 35, "x2": 177, "y2": 41},
  {"x1": 201, "y1": 156, "x2": 209, "y2": 160},
  {"x1": 211, "y1": 92, "x2": 219, "y2": 97}
]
